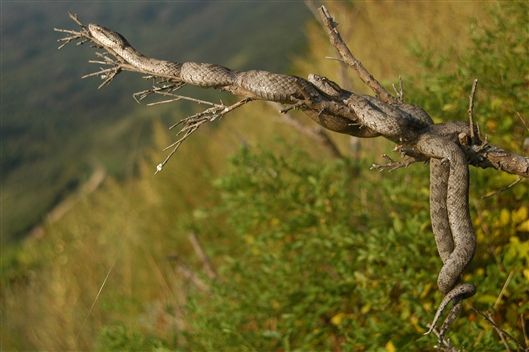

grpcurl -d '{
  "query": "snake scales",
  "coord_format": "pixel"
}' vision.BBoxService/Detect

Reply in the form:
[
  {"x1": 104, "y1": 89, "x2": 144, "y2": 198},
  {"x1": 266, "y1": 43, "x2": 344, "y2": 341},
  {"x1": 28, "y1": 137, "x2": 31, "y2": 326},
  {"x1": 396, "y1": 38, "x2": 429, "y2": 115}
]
[{"x1": 88, "y1": 23, "x2": 477, "y2": 336}]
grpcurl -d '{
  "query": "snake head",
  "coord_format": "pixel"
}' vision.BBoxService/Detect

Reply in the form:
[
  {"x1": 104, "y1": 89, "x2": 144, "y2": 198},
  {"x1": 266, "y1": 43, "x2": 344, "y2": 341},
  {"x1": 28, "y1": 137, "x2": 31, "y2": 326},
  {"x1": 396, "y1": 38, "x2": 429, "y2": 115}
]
[
  {"x1": 88, "y1": 23, "x2": 128, "y2": 49},
  {"x1": 308, "y1": 74, "x2": 343, "y2": 97}
]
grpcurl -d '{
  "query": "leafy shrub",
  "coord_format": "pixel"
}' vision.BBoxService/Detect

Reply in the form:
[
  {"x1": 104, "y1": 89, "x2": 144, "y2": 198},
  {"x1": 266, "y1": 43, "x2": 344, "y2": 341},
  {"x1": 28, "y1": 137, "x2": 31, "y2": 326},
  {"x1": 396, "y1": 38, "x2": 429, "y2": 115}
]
[
  {"x1": 95, "y1": 324, "x2": 169, "y2": 352},
  {"x1": 184, "y1": 2, "x2": 529, "y2": 350},
  {"x1": 185, "y1": 146, "x2": 526, "y2": 351}
]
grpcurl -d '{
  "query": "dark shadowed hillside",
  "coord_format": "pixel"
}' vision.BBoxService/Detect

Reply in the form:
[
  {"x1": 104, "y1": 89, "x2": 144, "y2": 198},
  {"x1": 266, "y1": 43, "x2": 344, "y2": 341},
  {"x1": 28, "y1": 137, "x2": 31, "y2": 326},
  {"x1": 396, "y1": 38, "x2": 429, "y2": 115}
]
[{"x1": 1, "y1": 1, "x2": 311, "y2": 241}]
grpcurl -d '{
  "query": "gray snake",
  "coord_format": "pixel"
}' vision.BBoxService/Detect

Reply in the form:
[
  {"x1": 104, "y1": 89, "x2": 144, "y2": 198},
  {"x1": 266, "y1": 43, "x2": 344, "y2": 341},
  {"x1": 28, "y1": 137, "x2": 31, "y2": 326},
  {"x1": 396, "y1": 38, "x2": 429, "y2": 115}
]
[{"x1": 88, "y1": 23, "x2": 477, "y2": 335}]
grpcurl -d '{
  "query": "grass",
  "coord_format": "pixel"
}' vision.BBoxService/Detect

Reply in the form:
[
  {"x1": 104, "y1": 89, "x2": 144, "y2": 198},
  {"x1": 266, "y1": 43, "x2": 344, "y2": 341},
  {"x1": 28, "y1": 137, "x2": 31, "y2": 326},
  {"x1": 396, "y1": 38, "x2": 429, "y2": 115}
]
[{"x1": 3, "y1": 1, "x2": 528, "y2": 351}]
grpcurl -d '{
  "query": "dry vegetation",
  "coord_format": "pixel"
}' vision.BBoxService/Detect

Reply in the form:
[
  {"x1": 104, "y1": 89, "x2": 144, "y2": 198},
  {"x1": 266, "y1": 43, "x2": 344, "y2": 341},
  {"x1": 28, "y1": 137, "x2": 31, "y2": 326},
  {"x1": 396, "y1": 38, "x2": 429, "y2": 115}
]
[{"x1": 2, "y1": 2, "x2": 527, "y2": 351}]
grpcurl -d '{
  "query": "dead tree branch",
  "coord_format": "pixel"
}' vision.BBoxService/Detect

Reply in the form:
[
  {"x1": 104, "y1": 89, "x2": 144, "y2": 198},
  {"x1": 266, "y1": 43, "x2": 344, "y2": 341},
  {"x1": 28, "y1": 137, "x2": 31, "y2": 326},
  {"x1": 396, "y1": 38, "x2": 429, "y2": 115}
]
[
  {"x1": 54, "y1": 12, "x2": 528, "y2": 178},
  {"x1": 188, "y1": 233, "x2": 217, "y2": 280},
  {"x1": 55, "y1": 6, "x2": 529, "y2": 350},
  {"x1": 467, "y1": 79, "x2": 479, "y2": 142},
  {"x1": 155, "y1": 98, "x2": 253, "y2": 173},
  {"x1": 317, "y1": 6, "x2": 397, "y2": 104},
  {"x1": 471, "y1": 307, "x2": 525, "y2": 351},
  {"x1": 55, "y1": 2, "x2": 529, "y2": 351}
]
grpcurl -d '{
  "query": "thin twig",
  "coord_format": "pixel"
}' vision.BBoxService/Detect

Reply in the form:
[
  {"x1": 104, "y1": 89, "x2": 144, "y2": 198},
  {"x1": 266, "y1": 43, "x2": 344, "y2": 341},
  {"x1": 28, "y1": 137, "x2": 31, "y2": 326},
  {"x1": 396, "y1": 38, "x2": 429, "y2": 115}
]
[
  {"x1": 76, "y1": 261, "x2": 116, "y2": 340},
  {"x1": 152, "y1": 90, "x2": 219, "y2": 107},
  {"x1": 280, "y1": 101, "x2": 305, "y2": 114},
  {"x1": 175, "y1": 263, "x2": 209, "y2": 292},
  {"x1": 133, "y1": 82, "x2": 185, "y2": 103},
  {"x1": 188, "y1": 233, "x2": 217, "y2": 279},
  {"x1": 81, "y1": 67, "x2": 118, "y2": 79},
  {"x1": 521, "y1": 313, "x2": 528, "y2": 348},
  {"x1": 487, "y1": 311, "x2": 512, "y2": 352},
  {"x1": 155, "y1": 98, "x2": 253, "y2": 174},
  {"x1": 467, "y1": 78, "x2": 479, "y2": 142},
  {"x1": 471, "y1": 307, "x2": 525, "y2": 350},
  {"x1": 324, "y1": 56, "x2": 346, "y2": 63},
  {"x1": 491, "y1": 271, "x2": 515, "y2": 351},
  {"x1": 147, "y1": 97, "x2": 183, "y2": 106},
  {"x1": 494, "y1": 271, "x2": 514, "y2": 310},
  {"x1": 392, "y1": 76, "x2": 404, "y2": 102},
  {"x1": 516, "y1": 112, "x2": 529, "y2": 132},
  {"x1": 68, "y1": 11, "x2": 84, "y2": 27},
  {"x1": 481, "y1": 177, "x2": 523, "y2": 199},
  {"x1": 370, "y1": 154, "x2": 417, "y2": 172}
]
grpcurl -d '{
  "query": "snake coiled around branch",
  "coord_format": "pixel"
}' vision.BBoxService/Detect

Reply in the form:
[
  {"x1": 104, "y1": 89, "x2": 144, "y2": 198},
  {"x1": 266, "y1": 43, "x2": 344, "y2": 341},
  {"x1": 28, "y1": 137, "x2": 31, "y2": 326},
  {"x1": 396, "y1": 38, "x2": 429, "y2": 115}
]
[{"x1": 79, "y1": 21, "x2": 480, "y2": 339}]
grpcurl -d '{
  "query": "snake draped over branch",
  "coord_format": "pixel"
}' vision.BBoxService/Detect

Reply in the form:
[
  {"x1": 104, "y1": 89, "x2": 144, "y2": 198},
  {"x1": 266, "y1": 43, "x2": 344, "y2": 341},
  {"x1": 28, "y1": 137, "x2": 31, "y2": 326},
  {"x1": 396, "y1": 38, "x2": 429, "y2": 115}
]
[{"x1": 55, "y1": 6, "x2": 528, "y2": 348}]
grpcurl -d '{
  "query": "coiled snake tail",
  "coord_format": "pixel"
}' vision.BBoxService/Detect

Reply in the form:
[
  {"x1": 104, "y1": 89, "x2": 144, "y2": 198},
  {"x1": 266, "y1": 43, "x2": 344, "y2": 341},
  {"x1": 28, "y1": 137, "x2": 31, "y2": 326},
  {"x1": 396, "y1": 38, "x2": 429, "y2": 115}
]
[
  {"x1": 424, "y1": 283, "x2": 476, "y2": 335},
  {"x1": 417, "y1": 131, "x2": 477, "y2": 336}
]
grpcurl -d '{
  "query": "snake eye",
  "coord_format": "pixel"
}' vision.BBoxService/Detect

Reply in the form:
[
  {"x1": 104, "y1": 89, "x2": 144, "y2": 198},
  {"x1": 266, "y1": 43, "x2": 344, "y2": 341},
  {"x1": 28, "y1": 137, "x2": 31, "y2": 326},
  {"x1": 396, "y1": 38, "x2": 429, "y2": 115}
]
[
  {"x1": 88, "y1": 24, "x2": 103, "y2": 34},
  {"x1": 458, "y1": 132, "x2": 470, "y2": 146}
]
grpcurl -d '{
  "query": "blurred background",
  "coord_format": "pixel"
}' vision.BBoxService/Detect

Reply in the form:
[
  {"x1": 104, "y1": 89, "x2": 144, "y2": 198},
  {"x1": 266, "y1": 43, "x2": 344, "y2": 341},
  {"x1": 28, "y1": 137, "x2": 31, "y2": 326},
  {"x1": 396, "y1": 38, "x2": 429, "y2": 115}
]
[{"x1": 1, "y1": 1, "x2": 527, "y2": 351}]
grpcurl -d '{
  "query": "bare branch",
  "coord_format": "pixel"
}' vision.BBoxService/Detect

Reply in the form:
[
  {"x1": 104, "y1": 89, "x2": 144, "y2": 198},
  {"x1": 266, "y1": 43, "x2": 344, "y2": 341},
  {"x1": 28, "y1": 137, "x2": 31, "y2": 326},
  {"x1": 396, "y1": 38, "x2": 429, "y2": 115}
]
[
  {"x1": 68, "y1": 11, "x2": 84, "y2": 27},
  {"x1": 392, "y1": 76, "x2": 404, "y2": 102},
  {"x1": 370, "y1": 154, "x2": 418, "y2": 172},
  {"x1": 56, "y1": 14, "x2": 529, "y2": 180},
  {"x1": 152, "y1": 90, "x2": 220, "y2": 109},
  {"x1": 521, "y1": 313, "x2": 528, "y2": 348},
  {"x1": 482, "y1": 178, "x2": 523, "y2": 199},
  {"x1": 317, "y1": 5, "x2": 397, "y2": 104},
  {"x1": 469, "y1": 144, "x2": 529, "y2": 178},
  {"x1": 471, "y1": 307, "x2": 525, "y2": 350},
  {"x1": 488, "y1": 311, "x2": 512, "y2": 352},
  {"x1": 516, "y1": 112, "x2": 529, "y2": 133},
  {"x1": 176, "y1": 263, "x2": 209, "y2": 292},
  {"x1": 467, "y1": 79, "x2": 479, "y2": 142},
  {"x1": 188, "y1": 233, "x2": 217, "y2": 279},
  {"x1": 155, "y1": 98, "x2": 253, "y2": 174},
  {"x1": 133, "y1": 82, "x2": 186, "y2": 103}
]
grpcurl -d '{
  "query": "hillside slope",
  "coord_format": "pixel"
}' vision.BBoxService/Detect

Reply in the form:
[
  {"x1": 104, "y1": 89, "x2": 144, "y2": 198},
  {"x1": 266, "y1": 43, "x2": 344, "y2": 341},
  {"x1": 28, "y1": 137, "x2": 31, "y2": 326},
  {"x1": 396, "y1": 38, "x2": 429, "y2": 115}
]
[
  {"x1": 2, "y1": 2, "x2": 528, "y2": 351},
  {"x1": 1, "y1": 1, "x2": 311, "y2": 241}
]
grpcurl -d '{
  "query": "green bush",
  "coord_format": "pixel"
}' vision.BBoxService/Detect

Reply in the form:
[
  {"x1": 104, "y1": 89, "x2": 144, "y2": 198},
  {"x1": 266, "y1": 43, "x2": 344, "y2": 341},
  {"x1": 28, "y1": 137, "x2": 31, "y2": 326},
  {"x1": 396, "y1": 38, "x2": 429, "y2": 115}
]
[
  {"x1": 185, "y1": 146, "x2": 526, "y2": 351},
  {"x1": 4, "y1": 2, "x2": 527, "y2": 351},
  {"x1": 95, "y1": 324, "x2": 169, "y2": 352},
  {"x1": 184, "y1": 2, "x2": 529, "y2": 350}
]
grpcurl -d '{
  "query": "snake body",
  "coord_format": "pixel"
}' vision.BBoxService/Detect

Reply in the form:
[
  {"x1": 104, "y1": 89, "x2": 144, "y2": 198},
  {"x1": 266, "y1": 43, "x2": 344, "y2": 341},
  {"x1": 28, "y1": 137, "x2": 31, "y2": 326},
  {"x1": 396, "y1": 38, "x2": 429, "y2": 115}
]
[
  {"x1": 89, "y1": 24, "x2": 380, "y2": 138},
  {"x1": 87, "y1": 23, "x2": 477, "y2": 334},
  {"x1": 89, "y1": 24, "x2": 315, "y2": 103},
  {"x1": 309, "y1": 75, "x2": 477, "y2": 325}
]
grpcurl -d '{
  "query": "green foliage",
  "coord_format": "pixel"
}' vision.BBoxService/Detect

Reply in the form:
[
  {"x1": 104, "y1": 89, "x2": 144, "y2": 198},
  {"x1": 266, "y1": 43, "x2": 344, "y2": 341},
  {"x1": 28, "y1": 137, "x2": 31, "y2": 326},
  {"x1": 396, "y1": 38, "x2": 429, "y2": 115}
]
[
  {"x1": 3, "y1": 2, "x2": 528, "y2": 351},
  {"x1": 407, "y1": 1, "x2": 528, "y2": 147},
  {"x1": 183, "y1": 2, "x2": 529, "y2": 350},
  {"x1": 404, "y1": 4, "x2": 529, "y2": 348},
  {"x1": 95, "y1": 324, "x2": 169, "y2": 352},
  {"x1": 185, "y1": 147, "x2": 527, "y2": 351}
]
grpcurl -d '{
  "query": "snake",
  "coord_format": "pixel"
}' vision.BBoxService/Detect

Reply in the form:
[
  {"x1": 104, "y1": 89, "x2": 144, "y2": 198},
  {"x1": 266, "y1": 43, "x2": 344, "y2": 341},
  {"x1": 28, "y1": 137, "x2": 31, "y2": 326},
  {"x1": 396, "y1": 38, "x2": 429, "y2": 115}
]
[
  {"x1": 87, "y1": 23, "x2": 477, "y2": 335},
  {"x1": 88, "y1": 24, "x2": 379, "y2": 137}
]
